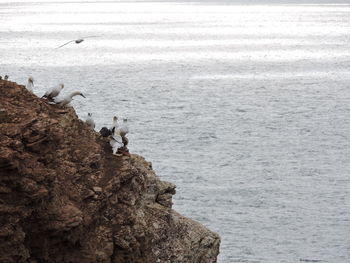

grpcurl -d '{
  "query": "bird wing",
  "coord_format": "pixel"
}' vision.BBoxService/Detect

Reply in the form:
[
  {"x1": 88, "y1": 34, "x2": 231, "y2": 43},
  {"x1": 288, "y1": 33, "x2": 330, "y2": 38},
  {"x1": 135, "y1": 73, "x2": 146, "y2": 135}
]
[
  {"x1": 118, "y1": 125, "x2": 129, "y2": 137},
  {"x1": 51, "y1": 86, "x2": 62, "y2": 98},
  {"x1": 110, "y1": 138, "x2": 122, "y2": 147},
  {"x1": 56, "y1": 40, "x2": 75, "y2": 49},
  {"x1": 81, "y1": 35, "x2": 100, "y2": 39},
  {"x1": 114, "y1": 128, "x2": 121, "y2": 136},
  {"x1": 112, "y1": 133, "x2": 122, "y2": 143},
  {"x1": 109, "y1": 139, "x2": 116, "y2": 147},
  {"x1": 44, "y1": 85, "x2": 56, "y2": 97},
  {"x1": 53, "y1": 95, "x2": 64, "y2": 104},
  {"x1": 43, "y1": 88, "x2": 51, "y2": 97}
]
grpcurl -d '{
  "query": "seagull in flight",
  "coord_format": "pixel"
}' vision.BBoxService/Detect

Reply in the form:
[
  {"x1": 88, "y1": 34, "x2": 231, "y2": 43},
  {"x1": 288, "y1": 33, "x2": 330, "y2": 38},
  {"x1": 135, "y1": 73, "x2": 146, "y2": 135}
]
[{"x1": 56, "y1": 36, "x2": 99, "y2": 49}]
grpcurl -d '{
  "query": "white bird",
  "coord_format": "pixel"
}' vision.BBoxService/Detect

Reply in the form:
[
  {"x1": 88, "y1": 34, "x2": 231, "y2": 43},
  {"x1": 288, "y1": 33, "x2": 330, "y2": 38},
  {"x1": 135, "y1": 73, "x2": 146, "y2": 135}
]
[
  {"x1": 110, "y1": 135, "x2": 122, "y2": 155},
  {"x1": 25, "y1": 76, "x2": 34, "y2": 93},
  {"x1": 115, "y1": 118, "x2": 129, "y2": 137},
  {"x1": 54, "y1": 91, "x2": 86, "y2": 106},
  {"x1": 42, "y1": 83, "x2": 64, "y2": 100},
  {"x1": 111, "y1": 116, "x2": 119, "y2": 133},
  {"x1": 56, "y1": 36, "x2": 99, "y2": 49},
  {"x1": 85, "y1": 113, "x2": 95, "y2": 129},
  {"x1": 110, "y1": 118, "x2": 129, "y2": 154}
]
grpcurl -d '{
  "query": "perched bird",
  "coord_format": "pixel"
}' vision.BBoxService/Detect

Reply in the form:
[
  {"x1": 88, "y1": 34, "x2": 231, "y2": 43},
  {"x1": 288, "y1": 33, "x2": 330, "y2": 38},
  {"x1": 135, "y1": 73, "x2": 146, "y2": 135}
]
[
  {"x1": 111, "y1": 116, "x2": 119, "y2": 134},
  {"x1": 0, "y1": 76, "x2": 2, "y2": 80},
  {"x1": 54, "y1": 91, "x2": 86, "y2": 106},
  {"x1": 85, "y1": 113, "x2": 95, "y2": 129},
  {"x1": 25, "y1": 76, "x2": 34, "y2": 93},
  {"x1": 110, "y1": 135, "x2": 122, "y2": 155},
  {"x1": 99, "y1": 115, "x2": 120, "y2": 137},
  {"x1": 42, "y1": 83, "x2": 64, "y2": 100},
  {"x1": 56, "y1": 36, "x2": 99, "y2": 49},
  {"x1": 4, "y1": 75, "x2": 9, "y2": 80},
  {"x1": 109, "y1": 118, "x2": 129, "y2": 154},
  {"x1": 99, "y1": 127, "x2": 112, "y2": 137},
  {"x1": 115, "y1": 118, "x2": 129, "y2": 137}
]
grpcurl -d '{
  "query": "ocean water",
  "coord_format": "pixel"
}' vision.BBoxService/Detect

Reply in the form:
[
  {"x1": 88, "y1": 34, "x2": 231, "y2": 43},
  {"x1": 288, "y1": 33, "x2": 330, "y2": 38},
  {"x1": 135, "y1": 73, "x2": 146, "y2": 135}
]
[{"x1": 1, "y1": 1, "x2": 350, "y2": 262}]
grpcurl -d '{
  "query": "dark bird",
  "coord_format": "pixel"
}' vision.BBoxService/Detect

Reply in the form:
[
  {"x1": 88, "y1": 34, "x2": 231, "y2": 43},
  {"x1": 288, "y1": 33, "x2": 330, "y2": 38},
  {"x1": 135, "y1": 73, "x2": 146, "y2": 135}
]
[
  {"x1": 4, "y1": 75, "x2": 9, "y2": 80},
  {"x1": 56, "y1": 36, "x2": 99, "y2": 49},
  {"x1": 99, "y1": 127, "x2": 112, "y2": 137}
]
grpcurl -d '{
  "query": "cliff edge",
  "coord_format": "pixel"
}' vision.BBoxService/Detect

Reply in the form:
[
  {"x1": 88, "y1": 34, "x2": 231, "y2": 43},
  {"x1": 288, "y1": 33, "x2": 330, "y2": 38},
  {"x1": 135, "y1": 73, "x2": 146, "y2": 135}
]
[{"x1": 0, "y1": 80, "x2": 220, "y2": 263}]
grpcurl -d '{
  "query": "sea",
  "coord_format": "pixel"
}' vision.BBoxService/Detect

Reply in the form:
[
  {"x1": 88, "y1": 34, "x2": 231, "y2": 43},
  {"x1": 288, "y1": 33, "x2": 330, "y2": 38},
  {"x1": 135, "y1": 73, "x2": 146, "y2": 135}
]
[{"x1": 1, "y1": 0, "x2": 350, "y2": 262}]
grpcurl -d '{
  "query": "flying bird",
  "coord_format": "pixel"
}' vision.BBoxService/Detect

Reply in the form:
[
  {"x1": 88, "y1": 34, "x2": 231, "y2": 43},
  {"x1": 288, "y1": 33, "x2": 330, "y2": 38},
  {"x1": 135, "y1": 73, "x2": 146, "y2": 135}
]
[
  {"x1": 56, "y1": 36, "x2": 99, "y2": 49},
  {"x1": 42, "y1": 83, "x2": 64, "y2": 100},
  {"x1": 54, "y1": 91, "x2": 86, "y2": 106}
]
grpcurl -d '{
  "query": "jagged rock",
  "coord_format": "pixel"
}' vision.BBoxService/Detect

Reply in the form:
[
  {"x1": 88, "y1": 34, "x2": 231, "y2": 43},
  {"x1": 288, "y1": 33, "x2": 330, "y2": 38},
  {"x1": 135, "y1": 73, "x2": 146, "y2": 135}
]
[
  {"x1": 49, "y1": 204, "x2": 83, "y2": 231},
  {"x1": 0, "y1": 80, "x2": 220, "y2": 262},
  {"x1": 93, "y1": 186, "x2": 103, "y2": 193}
]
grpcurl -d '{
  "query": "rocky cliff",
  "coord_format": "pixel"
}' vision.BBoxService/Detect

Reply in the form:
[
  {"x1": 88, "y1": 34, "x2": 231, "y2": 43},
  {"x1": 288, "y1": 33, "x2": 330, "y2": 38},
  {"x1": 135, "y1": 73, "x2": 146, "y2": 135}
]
[{"x1": 0, "y1": 80, "x2": 220, "y2": 263}]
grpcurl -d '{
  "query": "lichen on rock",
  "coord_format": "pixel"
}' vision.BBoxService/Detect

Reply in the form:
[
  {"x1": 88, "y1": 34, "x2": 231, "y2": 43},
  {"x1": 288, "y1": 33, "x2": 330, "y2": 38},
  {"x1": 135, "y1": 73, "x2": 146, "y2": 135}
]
[{"x1": 0, "y1": 79, "x2": 220, "y2": 263}]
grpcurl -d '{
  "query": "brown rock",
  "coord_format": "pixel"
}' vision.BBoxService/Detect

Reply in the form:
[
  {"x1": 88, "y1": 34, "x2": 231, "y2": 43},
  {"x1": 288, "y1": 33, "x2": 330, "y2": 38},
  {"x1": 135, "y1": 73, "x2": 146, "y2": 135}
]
[
  {"x1": 0, "y1": 80, "x2": 220, "y2": 263},
  {"x1": 93, "y1": 186, "x2": 103, "y2": 193}
]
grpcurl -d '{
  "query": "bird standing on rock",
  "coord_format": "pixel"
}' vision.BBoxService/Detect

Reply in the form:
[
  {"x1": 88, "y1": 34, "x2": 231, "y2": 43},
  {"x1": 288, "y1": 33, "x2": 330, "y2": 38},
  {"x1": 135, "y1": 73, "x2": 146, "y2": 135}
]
[
  {"x1": 100, "y1": 115, "x2": 120, "y2": 138},
  {"x1": 111, "y1": 116, "x2": 119, "y2": 133},
  {"x1": 110, "y1": 118, "x2": 129, "y2": 155},
  {"x1": 110, "y1": 135, "x2": 122, "y2": 155},
  {"x1": 85, "y1": 113, "x2": 95, "y2": 129},
  {"x1": 99, "y1": 127, "x2": 112, "y2": 137},
  {"x1": 42, "y1": 83, "x2": 64, "y2": 100},
  {"x1": 4, "y1": 75, "x2": 9, "y2": 80},
  {"x1": 54, "y1": 91, "x2": 86, "y2": 106},
  {"x1": 115, "y1": 118, "x2": 129, "y2": 138},
  {"x1": 25, "y1": 76, "x2": 34, "y2": 93}
]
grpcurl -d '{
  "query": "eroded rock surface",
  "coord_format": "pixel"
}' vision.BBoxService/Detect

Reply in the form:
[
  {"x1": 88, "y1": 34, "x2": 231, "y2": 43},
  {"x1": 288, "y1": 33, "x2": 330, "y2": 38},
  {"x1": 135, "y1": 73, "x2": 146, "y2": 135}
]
[{"x1": 0, "y1": 80, "x2": 220, "y2": 263}]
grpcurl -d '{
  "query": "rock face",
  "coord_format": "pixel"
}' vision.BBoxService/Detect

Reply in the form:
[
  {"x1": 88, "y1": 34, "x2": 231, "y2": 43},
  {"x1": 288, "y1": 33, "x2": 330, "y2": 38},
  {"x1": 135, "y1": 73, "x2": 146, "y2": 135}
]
[{"x1": 0, "y1": 80, "x2": 220, "y2": 263}]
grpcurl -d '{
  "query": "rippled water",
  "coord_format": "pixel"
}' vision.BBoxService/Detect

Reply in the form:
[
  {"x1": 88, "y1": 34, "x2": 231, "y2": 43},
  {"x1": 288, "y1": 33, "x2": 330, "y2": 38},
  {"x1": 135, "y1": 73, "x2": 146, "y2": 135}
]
[{"x1": 1, "y1": 1, "x2": 350, "y2": 262}]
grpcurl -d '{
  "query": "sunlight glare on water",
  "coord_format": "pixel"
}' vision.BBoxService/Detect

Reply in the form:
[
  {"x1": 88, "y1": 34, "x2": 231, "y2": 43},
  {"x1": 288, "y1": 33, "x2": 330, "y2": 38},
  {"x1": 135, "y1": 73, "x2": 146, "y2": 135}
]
[{"x1": 1, "y1": 1, "x2": 350, "y2": 262}]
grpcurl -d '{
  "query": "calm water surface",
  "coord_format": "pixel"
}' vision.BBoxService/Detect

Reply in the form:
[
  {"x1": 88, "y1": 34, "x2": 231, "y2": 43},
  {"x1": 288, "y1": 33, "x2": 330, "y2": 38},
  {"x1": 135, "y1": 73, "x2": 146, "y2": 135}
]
[{"x1": 1, "y1": 1, "x2": 350, "y2": 262}]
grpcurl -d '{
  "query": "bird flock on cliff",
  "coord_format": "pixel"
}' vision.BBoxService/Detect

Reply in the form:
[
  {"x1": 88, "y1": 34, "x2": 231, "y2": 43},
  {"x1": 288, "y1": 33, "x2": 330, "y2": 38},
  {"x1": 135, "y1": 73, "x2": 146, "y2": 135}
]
[{"x1": 6, "y1": 75, "x2": 129, "y2": 156}]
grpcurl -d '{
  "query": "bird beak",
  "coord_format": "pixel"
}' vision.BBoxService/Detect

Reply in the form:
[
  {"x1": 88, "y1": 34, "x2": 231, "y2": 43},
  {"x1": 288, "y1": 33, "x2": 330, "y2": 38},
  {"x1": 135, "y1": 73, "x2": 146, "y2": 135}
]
[{"x1": 81, "y1": 94, "x2": 86, "y2": 98}]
